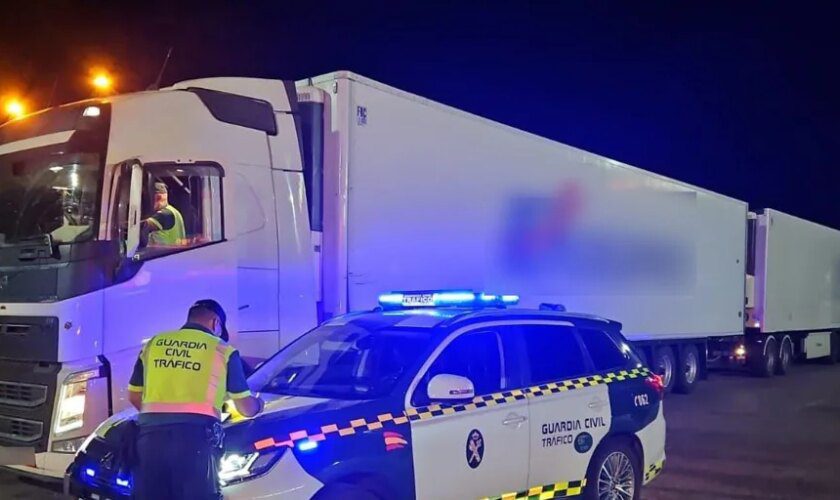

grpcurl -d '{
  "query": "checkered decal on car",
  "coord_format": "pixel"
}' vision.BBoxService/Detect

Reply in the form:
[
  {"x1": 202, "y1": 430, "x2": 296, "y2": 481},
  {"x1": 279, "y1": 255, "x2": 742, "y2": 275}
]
[
  {"x1": 483, "y1": 479, "x2": 587, "y2": 499},
  {"x1": 644, "y1": 458, "x2": 665, "y2": 484},
  {"x1": 252, "y1": 368, "x2": 651, "y2": 451}
]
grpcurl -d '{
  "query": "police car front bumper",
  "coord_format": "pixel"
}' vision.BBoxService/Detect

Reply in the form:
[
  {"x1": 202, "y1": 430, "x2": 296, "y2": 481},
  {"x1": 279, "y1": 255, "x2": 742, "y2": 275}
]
[{"x1": 64, "y1": 465, "x2": 131, "y2": 500}]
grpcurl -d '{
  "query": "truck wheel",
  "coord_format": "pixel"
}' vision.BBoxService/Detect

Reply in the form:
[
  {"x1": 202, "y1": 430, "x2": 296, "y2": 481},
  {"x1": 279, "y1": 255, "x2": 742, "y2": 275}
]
[
  {"x1": 750, "y1": 337, "x2": 777, "y2": 377},
  {"x1": 584, "y1": 439, "x2": 641, "y2": 500},
  {"x1": 674, "y1": 344, "x2": 700, "y2": 394},
  {"x1": 653, "y1": 346, "x2": 676, "y2": 393},
  {"x1": 775, "y1": 336, "x2": 793, "y2": 375}
]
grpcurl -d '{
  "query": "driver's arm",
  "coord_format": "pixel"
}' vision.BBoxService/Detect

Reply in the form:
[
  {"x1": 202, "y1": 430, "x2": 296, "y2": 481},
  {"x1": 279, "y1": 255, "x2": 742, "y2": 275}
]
[
  {"x1": 227, "y1": 350, "x2": 264, "y2": 418},
  {"x1": 140, "y1": 209, "x2": 175, "y2": 245}
]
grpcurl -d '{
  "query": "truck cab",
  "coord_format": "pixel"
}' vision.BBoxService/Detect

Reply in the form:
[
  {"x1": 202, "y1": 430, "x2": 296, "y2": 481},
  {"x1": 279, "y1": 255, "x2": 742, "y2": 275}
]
[{"x1": 0, "y1": 79, "x2": 321, "y2": 477}]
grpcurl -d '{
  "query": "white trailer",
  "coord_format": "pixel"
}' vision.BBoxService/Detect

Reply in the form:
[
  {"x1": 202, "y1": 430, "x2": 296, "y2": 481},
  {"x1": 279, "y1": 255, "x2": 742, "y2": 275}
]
[
  {"x1": 711, "y1": 209, "x2": 840, "y2": 375},
  {"x1": 0, "y1": 71, "x2": 835, "y2": 480},
  {"x1": 299, "y1": 73, "x2": 747, "y2": 397}
]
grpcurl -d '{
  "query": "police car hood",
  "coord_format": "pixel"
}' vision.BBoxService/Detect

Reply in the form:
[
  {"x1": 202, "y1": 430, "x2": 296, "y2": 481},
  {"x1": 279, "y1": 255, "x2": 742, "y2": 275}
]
[{"x1": 222, "y1": 393, "x2": 401, "y2": 455}]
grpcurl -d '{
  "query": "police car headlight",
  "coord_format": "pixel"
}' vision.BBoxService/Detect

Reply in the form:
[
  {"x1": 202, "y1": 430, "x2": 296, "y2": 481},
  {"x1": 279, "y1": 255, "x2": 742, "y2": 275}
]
[
  {"x1": 219, "y1": 453, "x2": 258, "y2": 482},
  {"x1": 218, "y1": 450, "x2": 282, "y2": 485}
]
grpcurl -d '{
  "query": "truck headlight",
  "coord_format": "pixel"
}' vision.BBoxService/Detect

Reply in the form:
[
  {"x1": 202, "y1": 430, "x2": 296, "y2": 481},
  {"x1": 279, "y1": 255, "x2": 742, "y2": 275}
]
[
  {"x1": 55, "y1": 368, "x2": 101, "y2": 434},
  {"x1": 218, "y1": 450, "x2": 281, "y2": 485}
]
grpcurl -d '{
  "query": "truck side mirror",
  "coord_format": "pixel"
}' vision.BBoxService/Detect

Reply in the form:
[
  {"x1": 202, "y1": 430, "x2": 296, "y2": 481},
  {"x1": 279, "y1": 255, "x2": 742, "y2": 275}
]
[
  {"x1": 125, "y1": 161, "x2": 144, "y2": 259},
  {"x1": 427, "y1": 374, "x2": 475, "y2": 401}
]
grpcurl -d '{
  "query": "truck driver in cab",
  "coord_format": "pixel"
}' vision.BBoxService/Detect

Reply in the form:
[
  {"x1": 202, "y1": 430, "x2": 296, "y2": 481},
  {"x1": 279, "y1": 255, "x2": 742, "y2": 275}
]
[{"x1": 142, "y1": 182, "x2": 186, "y2": 247}]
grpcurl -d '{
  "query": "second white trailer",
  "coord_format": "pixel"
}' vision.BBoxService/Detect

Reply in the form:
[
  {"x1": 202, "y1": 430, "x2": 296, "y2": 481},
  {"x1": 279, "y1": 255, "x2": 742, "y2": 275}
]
[{"x1": 715, "y1": 209, "x2": 840, "y2": 375}]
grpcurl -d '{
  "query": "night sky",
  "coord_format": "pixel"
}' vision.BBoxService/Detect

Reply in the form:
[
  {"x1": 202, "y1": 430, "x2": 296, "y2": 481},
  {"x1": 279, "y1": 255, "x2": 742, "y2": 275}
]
[{"x1": 1, "y1": 1, "x2": 837, "y2": 228}]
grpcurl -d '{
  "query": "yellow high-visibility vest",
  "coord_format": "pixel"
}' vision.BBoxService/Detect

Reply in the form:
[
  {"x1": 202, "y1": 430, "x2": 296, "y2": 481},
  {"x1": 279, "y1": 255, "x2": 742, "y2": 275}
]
[
  {"x1": 139, "y1": 328, "x2": 235, "y2": 418},
  {"x1": 148, "y1": 205, "x2": 186, "y2": 246}
]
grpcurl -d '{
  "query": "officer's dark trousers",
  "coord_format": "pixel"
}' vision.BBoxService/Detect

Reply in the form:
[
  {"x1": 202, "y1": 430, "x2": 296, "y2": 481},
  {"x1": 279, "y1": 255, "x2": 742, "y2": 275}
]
[{"x1": 133, "y1": 423, "x2": 220, "y2": 500}]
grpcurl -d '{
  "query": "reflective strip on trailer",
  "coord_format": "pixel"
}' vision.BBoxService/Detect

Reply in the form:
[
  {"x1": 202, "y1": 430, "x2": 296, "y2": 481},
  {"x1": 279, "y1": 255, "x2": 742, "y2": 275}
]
[
  {"x1": 483, "y1": 479, "x2": 587, "y2": 499},
  {"x1": 252, "y1": 368, "x2": 651, "y2": 451}
]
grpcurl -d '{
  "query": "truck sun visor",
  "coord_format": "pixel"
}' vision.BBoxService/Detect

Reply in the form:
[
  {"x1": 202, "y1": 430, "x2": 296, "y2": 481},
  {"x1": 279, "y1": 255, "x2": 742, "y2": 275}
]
[{"x1": 186, "y1": 87, "x2": 278, "y2": 135}]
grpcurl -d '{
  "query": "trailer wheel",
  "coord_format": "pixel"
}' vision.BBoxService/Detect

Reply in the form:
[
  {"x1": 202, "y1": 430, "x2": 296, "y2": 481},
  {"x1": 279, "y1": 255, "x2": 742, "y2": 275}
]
[
  {"x1": 674, "y1": 344, "x2": 700, "y2": 394},
  {"x1": 653, "y1": 346, "x2": 676, "y2": 393},
  {"x1": 775, "y1": 336, "x2": 793, "y2": 375},
  {"x1": 750, "y1": 337, "x2": 777, "y2": 377}
]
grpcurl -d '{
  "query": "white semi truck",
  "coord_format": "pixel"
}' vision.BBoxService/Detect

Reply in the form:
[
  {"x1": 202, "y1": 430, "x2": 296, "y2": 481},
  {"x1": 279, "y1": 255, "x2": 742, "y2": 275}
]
[{"x1": 0, "y1": 72, "x2": 838, "y2": 479}]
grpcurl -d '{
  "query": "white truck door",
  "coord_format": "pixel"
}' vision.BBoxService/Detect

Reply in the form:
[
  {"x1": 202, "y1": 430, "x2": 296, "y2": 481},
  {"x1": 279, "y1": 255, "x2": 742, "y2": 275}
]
[
  {"x1": 409, "y1": 328, "x2": 529, "y2": 499},
  {"x1": 522, "y1": 324, "x2": 611, "y2": 493}
]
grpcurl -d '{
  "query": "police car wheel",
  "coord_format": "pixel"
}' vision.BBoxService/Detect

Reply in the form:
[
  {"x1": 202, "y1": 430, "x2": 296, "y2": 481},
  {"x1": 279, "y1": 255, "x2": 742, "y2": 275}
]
[
  {"x1": 674, "y1": 344, "x2": 699, "y2": 394},
  {"x1": 313, "y1": 481, "x2": 381, "y2": 500},
  {"x1": 652, "y1": 346, "x2": 676, "y2": 393},
  {"x1": 584, "y1": 440, "x2": 641, "y2": 500},
  {"x1": 775, "y1": 336, "x2": 793, "y2": 375}
]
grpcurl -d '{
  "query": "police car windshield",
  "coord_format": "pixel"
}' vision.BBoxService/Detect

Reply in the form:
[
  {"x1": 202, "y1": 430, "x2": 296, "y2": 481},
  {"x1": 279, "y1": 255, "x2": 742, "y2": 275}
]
[{"x1": 251, "y1": 324, "x2": 433, "y2": 400}]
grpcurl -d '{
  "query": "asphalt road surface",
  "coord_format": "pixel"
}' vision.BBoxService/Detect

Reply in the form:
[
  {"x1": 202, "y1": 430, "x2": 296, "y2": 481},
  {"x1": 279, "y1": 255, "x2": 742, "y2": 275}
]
[{"x1": 2, "y1": 362, "x2": 839, "y2": 499}]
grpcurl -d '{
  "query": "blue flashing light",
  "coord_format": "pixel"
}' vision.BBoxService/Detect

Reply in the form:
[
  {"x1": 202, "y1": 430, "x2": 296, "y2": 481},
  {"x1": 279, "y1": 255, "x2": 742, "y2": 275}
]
[
  {"x1": 297, "y1": 440, "x2": 318, "y2": 452},
  {"x1": 378, "y1": 290, "x2": 520, "y2": 309},
  {"x1": 378, "y1": 293, "x2": 404, "y2": 305},
  {"x1": 433, "y1": 291, "x2": 475, "y2": 304},
  {"x1": 85, "y1": 468, "x2": 96, "y2": 478},
  {"x1": 115, "y1": 477, "x2": 130, "y2": 488}
]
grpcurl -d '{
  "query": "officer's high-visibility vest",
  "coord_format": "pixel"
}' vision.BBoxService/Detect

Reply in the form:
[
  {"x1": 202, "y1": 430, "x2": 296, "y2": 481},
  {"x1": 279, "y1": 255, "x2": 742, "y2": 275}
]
[
  {"x1": 140, "y1": 328, "x2": 235, "y2": 418},
  {"x1": 148, "y1": 205, "x2": 186, "y2": 246}
]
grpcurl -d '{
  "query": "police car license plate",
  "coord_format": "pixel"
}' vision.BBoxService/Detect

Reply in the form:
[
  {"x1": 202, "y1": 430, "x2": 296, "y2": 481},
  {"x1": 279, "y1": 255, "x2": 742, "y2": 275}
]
[{"x1": 402, "y1": 294, "x2": 435, "y2": 307}]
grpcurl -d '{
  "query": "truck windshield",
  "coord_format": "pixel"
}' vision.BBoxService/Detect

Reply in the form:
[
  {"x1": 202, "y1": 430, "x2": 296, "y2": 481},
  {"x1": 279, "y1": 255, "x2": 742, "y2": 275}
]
[
  {"x1": 0, "y1": 152, "x2": 101, "y2": 246},
  {"x1": 251, "y1": 324, "x2": 434, "y2": 400}
]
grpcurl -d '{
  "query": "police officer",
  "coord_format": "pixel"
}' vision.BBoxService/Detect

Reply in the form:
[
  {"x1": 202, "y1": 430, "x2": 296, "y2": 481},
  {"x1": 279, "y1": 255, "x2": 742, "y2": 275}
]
[
  {"x1": 127, "y1": 299, "x2": 263, "y2": 499},
  {"x1": 142, "y1": 182, "x2": 186, "y2": 246}
]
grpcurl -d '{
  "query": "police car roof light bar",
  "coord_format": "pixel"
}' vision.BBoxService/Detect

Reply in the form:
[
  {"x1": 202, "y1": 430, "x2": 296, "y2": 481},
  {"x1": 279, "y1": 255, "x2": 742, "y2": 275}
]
[{"x1": 377, "y1": 290, "x2": 520, "y2": 309}]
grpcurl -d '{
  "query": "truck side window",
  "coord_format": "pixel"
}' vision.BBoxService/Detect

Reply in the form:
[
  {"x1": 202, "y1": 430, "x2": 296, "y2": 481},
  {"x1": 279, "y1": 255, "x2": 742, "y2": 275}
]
[
  {"x1": 578, "y1": 328, "x2": 633, "y2": 372},
  {"x1": 137, "y1": 164, "x2": 224, "y2": 259},
  {"x1": 412, "y1": 330, "x2": 503, "y2": 407},
  {"x1": 519, "y1": 324, "x2": 588, "y2": 384}
]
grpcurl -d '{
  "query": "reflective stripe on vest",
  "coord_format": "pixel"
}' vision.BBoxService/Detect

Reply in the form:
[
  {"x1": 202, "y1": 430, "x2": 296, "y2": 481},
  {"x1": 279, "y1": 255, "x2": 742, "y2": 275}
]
[
  {"x1": 140, "y1": 329, "x2": 234, "y2": 418},
  {"x1": 149, "y1": 204, "x2": 186, "y2": 246}
]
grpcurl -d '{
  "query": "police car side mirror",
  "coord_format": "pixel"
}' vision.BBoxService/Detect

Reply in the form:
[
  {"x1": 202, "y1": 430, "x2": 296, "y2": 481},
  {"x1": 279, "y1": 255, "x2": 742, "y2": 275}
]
[{"x1": 427, "y1": 374, "x2": 475, "y2": 401}]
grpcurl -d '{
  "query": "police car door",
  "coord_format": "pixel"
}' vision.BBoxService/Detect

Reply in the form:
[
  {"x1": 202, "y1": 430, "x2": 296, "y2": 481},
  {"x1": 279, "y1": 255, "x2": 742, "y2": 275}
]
[
  {"x1": 522, "y1": 323, "x2": 611, "y2": 494},
  {"x1": 408, "y1": 326, "x2": 529, "y2": 499}
]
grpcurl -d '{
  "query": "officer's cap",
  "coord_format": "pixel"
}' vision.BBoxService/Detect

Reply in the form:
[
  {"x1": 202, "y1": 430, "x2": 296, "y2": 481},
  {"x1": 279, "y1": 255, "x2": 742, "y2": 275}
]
[{"x1": 190, "y1": 299, "x2": 229, "y2": 342}]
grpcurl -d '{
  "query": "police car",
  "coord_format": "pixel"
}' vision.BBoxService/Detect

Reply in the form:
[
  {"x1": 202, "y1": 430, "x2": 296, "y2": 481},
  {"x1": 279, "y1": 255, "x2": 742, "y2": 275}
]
[{"x1": 67, "y1": 291, "x2": 666, "y2": 500}]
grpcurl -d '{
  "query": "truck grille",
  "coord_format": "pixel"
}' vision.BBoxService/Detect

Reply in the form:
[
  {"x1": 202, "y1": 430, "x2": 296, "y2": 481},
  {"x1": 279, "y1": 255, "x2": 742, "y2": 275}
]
[
  {"x1": 0, "y1": 380, "x2": 48, "y2": 407},
  {"x1": 0, "y1": 415, "x2": 44, "y2": 443},
  {"x1": 0, "y1": 323, "x2": 38, "y2": 336},
  {"x1": 0, "y1": 316, "x2": 59, "y2": 362},
  {"x1": 0, "y1": 359, "x2": 60, "y2": 452}
]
